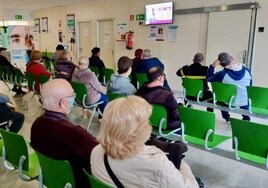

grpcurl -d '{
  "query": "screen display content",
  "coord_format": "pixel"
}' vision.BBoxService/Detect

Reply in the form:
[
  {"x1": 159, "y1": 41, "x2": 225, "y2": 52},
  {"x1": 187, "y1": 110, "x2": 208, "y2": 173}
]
[{"x1": 145, "y1": 2, "x2": 173, "y2": 25}]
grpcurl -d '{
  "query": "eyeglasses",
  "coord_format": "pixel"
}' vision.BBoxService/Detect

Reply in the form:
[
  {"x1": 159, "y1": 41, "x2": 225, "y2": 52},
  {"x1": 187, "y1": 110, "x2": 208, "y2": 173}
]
[{"x1": 58, "y1": 92, "x2": 76, "y2": 105}]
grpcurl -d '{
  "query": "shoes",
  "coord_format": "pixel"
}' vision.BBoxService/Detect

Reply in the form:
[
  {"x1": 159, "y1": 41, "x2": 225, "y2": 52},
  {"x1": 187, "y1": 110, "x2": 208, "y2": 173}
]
[{"x1": 16, "y1": 90, "x2": 26, "y2": 95}]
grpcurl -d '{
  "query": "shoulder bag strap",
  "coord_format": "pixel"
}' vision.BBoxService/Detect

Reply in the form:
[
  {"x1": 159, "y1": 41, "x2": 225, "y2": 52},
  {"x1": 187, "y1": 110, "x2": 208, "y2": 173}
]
[{"x1": 104, "y1": 153, "x2": 124, "y2": 188}]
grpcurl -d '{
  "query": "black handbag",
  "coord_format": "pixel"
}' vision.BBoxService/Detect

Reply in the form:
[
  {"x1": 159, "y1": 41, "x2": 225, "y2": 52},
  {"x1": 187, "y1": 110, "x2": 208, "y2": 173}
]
[{"x1": 145, "y1": 137, "x2": 188, "y2": 168}]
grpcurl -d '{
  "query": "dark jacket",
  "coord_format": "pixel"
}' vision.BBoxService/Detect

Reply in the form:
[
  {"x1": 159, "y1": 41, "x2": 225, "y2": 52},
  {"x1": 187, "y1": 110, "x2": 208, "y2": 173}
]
[
  {"x1": 31, "y1": 110, "x2": 98, "y2": 187},
  {"x1": 55, "y1": 60, "x2": 76, "y2": 82},
  {"x1": 136, "y1": 86, "x2": 180, "y2": 130},
  {"x1": 0, "y1": 55, "x2": 14, "y2": 68},
  {"x1": 135, "y1": 57, "x2": 164, "y2": 73},
  {"x1": 89, "y1": 55, "x2": 105, "y2": 82},
  {"x1": 176, "y1": 63, "x2": 210, "y2": 98}
]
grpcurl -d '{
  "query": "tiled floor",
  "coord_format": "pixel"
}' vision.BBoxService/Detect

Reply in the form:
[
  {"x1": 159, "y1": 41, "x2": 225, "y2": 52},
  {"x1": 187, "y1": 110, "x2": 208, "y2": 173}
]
[{"x1": 0, "y1": 82, "x2": 268, "y2": 188}]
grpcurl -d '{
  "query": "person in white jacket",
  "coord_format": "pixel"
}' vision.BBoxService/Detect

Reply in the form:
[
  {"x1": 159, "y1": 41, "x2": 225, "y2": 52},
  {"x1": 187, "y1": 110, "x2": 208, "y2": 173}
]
[{"x1": 91, "y1": 95, "x2": 198, "y2": 188}]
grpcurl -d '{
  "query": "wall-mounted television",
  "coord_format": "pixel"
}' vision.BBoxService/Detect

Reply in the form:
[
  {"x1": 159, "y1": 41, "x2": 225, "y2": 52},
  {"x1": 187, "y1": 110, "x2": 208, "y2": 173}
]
[{"x1": 145, "y1": 2, "x2": 174, "y2": 25}]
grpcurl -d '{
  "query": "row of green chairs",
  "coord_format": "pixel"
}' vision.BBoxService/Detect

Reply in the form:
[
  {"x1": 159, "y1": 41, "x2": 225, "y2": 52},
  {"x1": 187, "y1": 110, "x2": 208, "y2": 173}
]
[
  {"x1": 182, "y1": 77, "x2": 268, "y2": 116},
  {"x1": 149, "y1": 104, "x2": 268, "y2": 169},
  {"x1": 89, "y1": 66, "x2": 114, "y2": 85},
  {"x1": 0, "y1": 128, "x2": 112, "y2": 187}
]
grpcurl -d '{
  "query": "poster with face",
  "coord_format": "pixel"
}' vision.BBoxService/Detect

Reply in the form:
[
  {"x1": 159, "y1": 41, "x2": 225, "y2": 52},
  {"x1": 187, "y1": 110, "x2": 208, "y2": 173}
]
[{"x1": 8, "y1": 25, "x2": 30, "y2": 70}]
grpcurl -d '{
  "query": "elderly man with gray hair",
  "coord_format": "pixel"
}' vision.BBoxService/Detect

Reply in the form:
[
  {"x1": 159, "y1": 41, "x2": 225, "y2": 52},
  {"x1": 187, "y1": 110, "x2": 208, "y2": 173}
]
[
  {"x1": 206, "y1": 52, "x2": 252, "y2": 123},
  {"x1": 135, "y1": 49, "x2": 171, "y2": 90},
  {"x1": 30, "y1": 78, "x2": 98, "y2": 187}
]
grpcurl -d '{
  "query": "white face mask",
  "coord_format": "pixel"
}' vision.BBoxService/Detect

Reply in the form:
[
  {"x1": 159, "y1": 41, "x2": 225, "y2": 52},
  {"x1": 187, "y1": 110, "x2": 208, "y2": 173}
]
[{"x1": 68, "y1": 97, "x2": 75, "y2": 114}]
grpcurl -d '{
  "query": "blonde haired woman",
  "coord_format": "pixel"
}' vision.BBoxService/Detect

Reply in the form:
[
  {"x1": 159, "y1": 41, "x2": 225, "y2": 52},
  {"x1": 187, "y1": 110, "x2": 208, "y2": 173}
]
[
  {"x1": 72, "y1": 56, "x2": 108, "y2": 119},
  {"x1": 91, "y1": 96, "x2": 198, "y2": 188}
]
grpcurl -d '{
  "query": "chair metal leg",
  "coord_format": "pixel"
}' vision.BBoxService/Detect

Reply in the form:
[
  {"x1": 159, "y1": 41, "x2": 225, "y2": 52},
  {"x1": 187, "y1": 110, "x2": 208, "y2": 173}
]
[
  {"x1": 38, "y1": 168, "x2": 44, "y2": 188},
  {"x1": 18, "y1": 155, "x2": 31, "y2": 181},
  {"x1": 87, "y1": 107, "x2": 96, "y2": 131},
  {"x1": 204, "y1": 129, "x2": 213, "y2": 151},
  {"x1": 2, "y1": 147, "x2": 15, "y2": 171},
  {"x1": 234, "y1": 137, "x2": 241, "y2": 160}
]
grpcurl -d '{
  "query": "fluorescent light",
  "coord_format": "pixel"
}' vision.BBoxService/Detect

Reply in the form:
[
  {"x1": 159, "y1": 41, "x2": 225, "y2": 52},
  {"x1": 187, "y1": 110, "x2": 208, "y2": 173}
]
[{"x1": 0, "y1": 20, "x2": 29, "y2": 26}]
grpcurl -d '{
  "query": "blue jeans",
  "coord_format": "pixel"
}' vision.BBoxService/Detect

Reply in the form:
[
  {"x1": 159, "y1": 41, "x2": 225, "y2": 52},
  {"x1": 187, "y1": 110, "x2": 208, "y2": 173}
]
[
  {"x1": 97, "y1": 93, "x2": 109, "y2": 118},
  {"x1": 221, "y1": 105, "x2": 250, "y2": 122}
]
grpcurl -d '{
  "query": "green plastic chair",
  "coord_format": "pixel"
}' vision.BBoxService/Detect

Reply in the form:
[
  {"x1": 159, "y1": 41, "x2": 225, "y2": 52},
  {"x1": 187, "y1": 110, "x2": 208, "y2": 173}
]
[
  {"x1": 107, "y1": 91, "x2": 126, "y2": 101},
  {"x1": 70, "y1": 81, "x2": 103, "y2": 130},
  {"x1": 23, "y1": 72, "x2": 39, "y2": 109},
  {"x1": 39, "y1": 75, "x2": 50, "y2": 86},
  {"x1": 149, "y1": 104, "x2": 182, "y2": 140},
  {"x1": 35, "y1": 151, "x2": 75, "y2": 188},
  {"x1": 182, "y1": 77, "x2": 205, "y2": 104},
  {"x1": 0, "y1": 137, "x2": 3, "y2": 157},
  {"x1": 84, "y1": 169, "x2": 113, "y2": 188},
  {"x1": 14, "y1": 68, "x2": 27, "y2": 88},
  {"x1": 247, "y1": 86, "x2": 268, "y2": 115},
  {"x1": 0, "y1": 65, "x2": 11, "y2": 90},
  {"x1": 89, "y1": 66, "x2": 100, "y2": 81},
  {"x1": 0, "y1": 129, "x2": 40, "y2": 181},
  {"x1": 3, "y1": 66, "x2": 16, "y2": 84},
  {"x1": 136, "y1": 73, "x2": 148, "y2": 89},
  {"x1": 211, "y1": 82, "x2": 237, "y2": 110},
  {"x1": 102, "y1": 68, "x2": 114, "y2": 84},
  {"x1": 178, "y1": 106, "x2": 230, "y2": 150},
  {"x1": 230, "y1": 118, "x2": 268, "y2": 169}
]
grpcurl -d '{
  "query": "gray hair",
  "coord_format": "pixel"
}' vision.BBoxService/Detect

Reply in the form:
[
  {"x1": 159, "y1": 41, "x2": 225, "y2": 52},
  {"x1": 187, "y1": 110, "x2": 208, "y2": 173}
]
[
  {"x1": 78, "y1": 56, "x2": 89, "y2": 69},
  {"x1": 143, "y1": 49, "x2": 152, "y2": 59},
  {"x1": 218, "y1": 52, "x2": 231, "y2": 67}
]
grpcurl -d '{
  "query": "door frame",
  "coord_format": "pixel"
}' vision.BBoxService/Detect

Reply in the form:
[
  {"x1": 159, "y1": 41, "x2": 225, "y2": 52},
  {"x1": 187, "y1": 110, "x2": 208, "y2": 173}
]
[
  {"x1": 76, "y1": 20, "x2": 92, "y2": 60},
  {"x1": 96, "y1": 18, "x2": 116, "y2": 69}
]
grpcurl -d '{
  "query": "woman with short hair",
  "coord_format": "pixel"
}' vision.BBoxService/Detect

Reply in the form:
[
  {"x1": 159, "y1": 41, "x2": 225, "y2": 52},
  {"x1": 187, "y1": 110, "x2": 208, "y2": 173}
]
[{"x1": 91, "y1": 96, "x2": 198, "y2": 188}]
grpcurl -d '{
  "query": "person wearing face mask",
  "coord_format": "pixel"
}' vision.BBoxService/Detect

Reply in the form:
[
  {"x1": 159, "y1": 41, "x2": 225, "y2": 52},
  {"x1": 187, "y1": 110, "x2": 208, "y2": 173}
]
[
  {"x1": 136, "y1": 67, "x2": 181, "y2": 130},
  {"x1": 30, "y1": 78, "x2": 98, "y2": 187}
]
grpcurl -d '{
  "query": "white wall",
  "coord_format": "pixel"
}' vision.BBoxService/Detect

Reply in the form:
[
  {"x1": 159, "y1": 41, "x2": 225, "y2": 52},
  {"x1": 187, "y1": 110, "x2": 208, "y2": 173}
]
[{"x1": 33, "y1": 0, "x2": 268, "y2": 91}]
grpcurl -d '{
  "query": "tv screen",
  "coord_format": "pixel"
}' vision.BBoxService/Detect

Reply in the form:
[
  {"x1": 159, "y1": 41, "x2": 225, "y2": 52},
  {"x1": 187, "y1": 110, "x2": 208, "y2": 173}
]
[{"x1": 145, "y1": 2, "x2": 173, "y2": 25}]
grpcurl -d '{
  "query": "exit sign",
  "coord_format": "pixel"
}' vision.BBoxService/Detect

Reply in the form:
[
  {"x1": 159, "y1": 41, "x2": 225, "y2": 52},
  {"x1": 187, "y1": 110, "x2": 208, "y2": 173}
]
[
  {"x1": 15, "y1": 15, "x2": 23, "y2": 20},
  {"x1": 136, "y1": 14, "x2": 144, "y2": 21}
]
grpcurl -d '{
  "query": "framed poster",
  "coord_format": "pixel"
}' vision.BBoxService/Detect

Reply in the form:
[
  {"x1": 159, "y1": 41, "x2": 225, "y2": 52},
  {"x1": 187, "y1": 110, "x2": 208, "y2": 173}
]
[
  {"x1": 67, "y1": 14, "x2": 75, "y2": 33},
  {"x1": 34, "y1": 18, "x2": 40, "y2": 33},
  {"x1": 41, "y1": 17, "x2": 48, "y2": 33}
]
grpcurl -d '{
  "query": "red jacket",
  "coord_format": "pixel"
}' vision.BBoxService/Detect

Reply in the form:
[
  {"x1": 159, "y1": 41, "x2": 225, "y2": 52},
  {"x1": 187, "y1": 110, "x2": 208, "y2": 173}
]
[{"x1": 26, "y1": 61, "x2": 51, "y2": 92}]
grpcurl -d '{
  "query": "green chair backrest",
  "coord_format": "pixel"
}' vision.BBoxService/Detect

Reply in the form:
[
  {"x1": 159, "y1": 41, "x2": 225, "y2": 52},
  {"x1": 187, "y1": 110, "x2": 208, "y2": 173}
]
[
  {"x1": 84, "y1": 169, "x2": 112, "y2": 188},
  {"x1": 70, "y1": 81, "x2": 88, "y2": 105},
  {"x1": 178, "y1": 106, "x2": 215, "y2": 142},
  {"x1": 89, "y1": 66, "x2": 100, "y2": 80},
  {"x1": 3, "y1": 66, "x2": 15, "y2": 83},
  {"x1": 102, "y1": 68, "x2": 114, "y2": 84},
  {"x1": 36, "y1": 151, "x2": 75, "y2": 188},
  {"x1": 0, "y1": 129, "x2": 30, "y2": 171},
  {"x1": 230, "y1": 118, "x2": 268, "y2": 160},
  {"x1": 149, "y1": 104, "x2": 167, "y2": 129},
  {"x1": 14, "y1": 68, "x2": 26, "y2": 84},
  {"x1": 211, "y1": 82, "x2": 237, "y2": 105},
  {"x1": 107, "y1": 91, "x2": 126, "y2": 101},
  {"x1": 136, "y1": 73, "x2": 148, "y2": 89},
  {"x1": 39, "y1": 75, "x2": 50, "y2": 85},
  {"x1": 182, "y1": 77, "x2": 204, "y2": 98},
  {"x1": 247, "y1": 86, "x2": 268, "y2": 109},
  {"x1": 25, "y1": 72, "x2": 36, "y2": 91}
]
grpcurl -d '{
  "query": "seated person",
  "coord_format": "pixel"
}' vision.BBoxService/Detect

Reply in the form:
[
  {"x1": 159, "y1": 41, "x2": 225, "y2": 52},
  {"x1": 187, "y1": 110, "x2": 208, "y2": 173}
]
[
  {"x1": 176, "y1": 53, "x2": 213, "y2": 112},
  {"x1": 0, "y1": 92, "x2": 24, "y2": 133},
  {"x1": 0, "y1": 47, "x2": 26, "y2": 95},
  {"x1": 51, "y1": 44, "x2": 65, "y2": 63},
  {"x1": 131, "y1": 48, "x2": 143, "y2": 87},
  {"x1": 107, "y1": 56, "x2": 136, "y2": 95},
  {"x1": 30, "y1": 79, "x2": 98, "y2": 187},
  {"x1": 136, "y1": 67, "x2": 180, "y2": 130},
  {"x1": 135, "y1": 49, "x2": 171, "y2": 90},
  {"x1": 26, "y1": 50, "x2": 51, "y2": 92},
  {"x1": 91, "y1": 96, "x2": 198, "y2": 187},
  {"x1": 55, "y1": 51, "x2": 76, "y2": 82},
  {"x1": 72, "y1": 56, "x2": 108, "y2": 119},
  {"x1": 206, "y1": 52, "x2": 252, "y2": 123},
  {"x1": 88, "y1": 47, "x2": 106, "y2": 82}
]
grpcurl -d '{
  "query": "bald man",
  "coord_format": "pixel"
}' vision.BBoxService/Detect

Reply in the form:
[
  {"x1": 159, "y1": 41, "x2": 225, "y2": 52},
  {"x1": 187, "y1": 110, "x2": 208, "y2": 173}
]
[{"x1": 30, "y1": 79, "x2": 98, "y2": 187}]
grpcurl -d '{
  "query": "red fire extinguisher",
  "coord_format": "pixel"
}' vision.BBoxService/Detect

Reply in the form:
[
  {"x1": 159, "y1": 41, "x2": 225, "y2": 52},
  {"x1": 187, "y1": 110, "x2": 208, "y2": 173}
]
[{"x1": 125, "y1": 31, "x2": 134, "y2": 50}]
